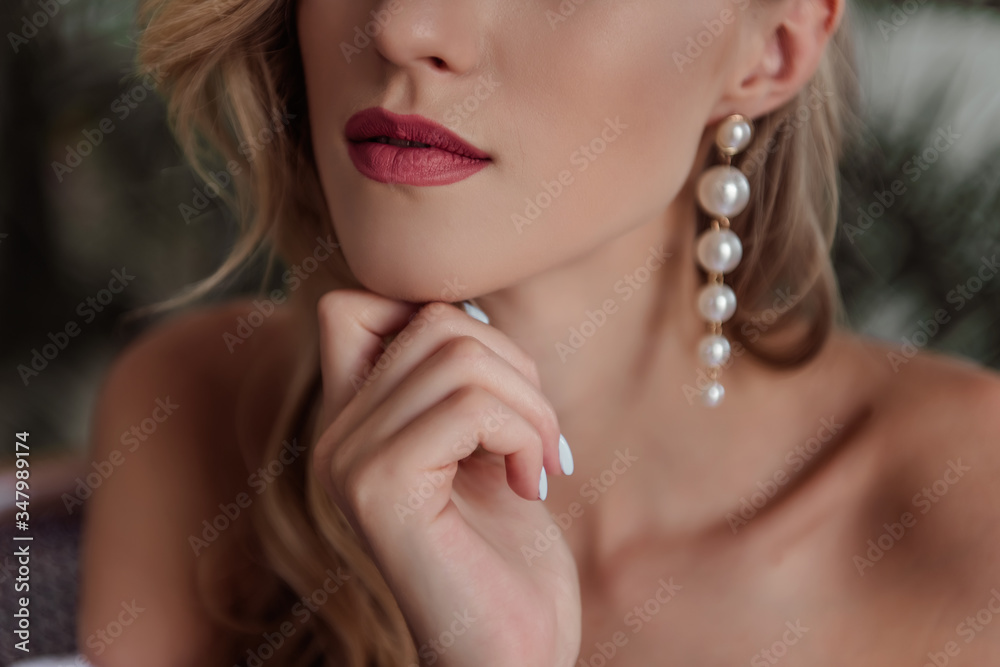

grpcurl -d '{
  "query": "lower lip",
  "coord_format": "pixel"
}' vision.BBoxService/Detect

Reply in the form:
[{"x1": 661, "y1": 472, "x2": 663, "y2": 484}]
[{"x1": 347, "y1": 141, "x2": 490, "y2": 186}]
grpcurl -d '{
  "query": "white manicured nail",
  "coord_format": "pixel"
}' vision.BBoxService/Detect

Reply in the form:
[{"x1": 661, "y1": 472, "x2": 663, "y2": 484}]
[
  {"x1": 558, "y1": 434, "x2": 574, "y2": 476},
  {"x1": 538, "y1": 465, "x2": 548, "y2": 501},
  {"x1": 460, "y1": 300, "x2": 490, "y2": 325}
]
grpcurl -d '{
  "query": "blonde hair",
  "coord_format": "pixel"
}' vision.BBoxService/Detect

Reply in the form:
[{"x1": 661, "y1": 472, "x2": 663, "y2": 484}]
[{"x1": 134, "y1": 0, "x2": 859, "y2": 663}]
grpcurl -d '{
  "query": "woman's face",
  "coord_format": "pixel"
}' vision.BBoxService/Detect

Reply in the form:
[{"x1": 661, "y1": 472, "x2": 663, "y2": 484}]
[{"x1": 297, "y1": 0, "x2": 753, "y2": 302}]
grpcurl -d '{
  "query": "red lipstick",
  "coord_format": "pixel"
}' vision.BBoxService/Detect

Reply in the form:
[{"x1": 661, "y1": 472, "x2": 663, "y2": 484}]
[{"x1": 344, "y1": 107, "x2": 491, "y2": 186}]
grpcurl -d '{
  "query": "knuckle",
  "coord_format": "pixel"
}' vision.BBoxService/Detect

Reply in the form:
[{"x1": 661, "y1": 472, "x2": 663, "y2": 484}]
[
  {"x1": 340, "y1": 464, "x2": 372, "y2": 512},
  {"x1": 447, "y1": 384, "x2": 492, "y2": 420},
  {"x1": 534, "y1": 396, "x2": 561, "y2": 442},
  {"x1": 411, "y1": 301, "x2": 453, "y2": 329},
  {"x1": 333, "y1": 451, "x2": 379, "y2": 514},
  {"x1": 316, "y1": 289, "x2": 370, "y2": 327},
  {"x1": 313, "y1": 431, "x2": 359, "y2": 503},
  {"x1": 315, "y1": 293, "x2": 344, "y2": 339},
  {"x1": 316, "y1": 289, "x2": 347, "y2": 319},
  {"x1": 441, "y1": 335, "x2": 492, "y2": 366},
  {"x1": 324, "y1": 438, "x2": 350, "y2": 481},
  {"x1": 521, "y1": 420, "x2": 545, "y2": 454}
]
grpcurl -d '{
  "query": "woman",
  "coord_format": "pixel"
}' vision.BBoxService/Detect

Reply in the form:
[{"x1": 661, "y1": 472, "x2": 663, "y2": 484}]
[{"x1": 76, "y1": 0, "x2": 1000, "y2": 665}]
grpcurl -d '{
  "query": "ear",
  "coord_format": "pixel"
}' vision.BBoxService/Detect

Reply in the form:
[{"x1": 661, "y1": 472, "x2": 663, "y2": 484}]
[{"x1": 709, "y1": 0, "x2": 844, "y2": 124}]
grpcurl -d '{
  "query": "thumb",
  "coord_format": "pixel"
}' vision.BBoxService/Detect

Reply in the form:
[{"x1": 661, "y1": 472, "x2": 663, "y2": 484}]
[{"x1": 316, "y1": 289, "x2": 422, "y2": 421}]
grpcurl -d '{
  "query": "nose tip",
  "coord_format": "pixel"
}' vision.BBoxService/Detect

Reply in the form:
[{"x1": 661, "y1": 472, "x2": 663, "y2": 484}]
[{"x1": 370, "y1": 1, "x2": 480, "y2": 77}]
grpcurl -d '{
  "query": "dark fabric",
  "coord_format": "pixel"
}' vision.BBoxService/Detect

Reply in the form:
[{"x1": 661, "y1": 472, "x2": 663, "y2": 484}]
[{"x1": 0, "y1": 509, "x2": 81, "y2": 666}]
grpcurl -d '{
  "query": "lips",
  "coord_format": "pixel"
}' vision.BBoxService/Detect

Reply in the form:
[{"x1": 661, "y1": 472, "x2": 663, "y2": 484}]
[
  {"x1": 343, "y1": 107, "x2": 492, "y2": 186},
  {"x1": 345, "y1": 107, "x2": 491, "y2": 160}
]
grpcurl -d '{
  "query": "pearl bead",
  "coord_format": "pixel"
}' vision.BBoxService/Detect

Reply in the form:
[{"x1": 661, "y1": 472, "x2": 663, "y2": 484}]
[
  {"x1": 697, "y1": 284, "x2": 737, "y2": 323},
  {"x1": 716, "y1": 116, "x2": 753, "y2": 155},
  {"x1": 702, "y1": 381, "x2": 725, "y2": 407},
  {"x1": 696, "y1": 228, "x2": 743, "y2": 274},
  {"x1": 696, "y1": 166, "x2": 751, "y2": 218},
  {"x1": 697, "y1": 334, "x2": 731, "y2": 367}
]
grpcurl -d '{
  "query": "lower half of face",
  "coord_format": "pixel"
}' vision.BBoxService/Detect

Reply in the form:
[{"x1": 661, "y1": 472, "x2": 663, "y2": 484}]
[{"x1": 296, "y1": 0, "x2": 740, "y2": 303}]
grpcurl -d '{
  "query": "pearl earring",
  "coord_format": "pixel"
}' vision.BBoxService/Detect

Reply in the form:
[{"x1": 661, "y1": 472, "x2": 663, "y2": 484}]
[{"x1": 694, "y1": 114, "x2": 753, "y2": 407}]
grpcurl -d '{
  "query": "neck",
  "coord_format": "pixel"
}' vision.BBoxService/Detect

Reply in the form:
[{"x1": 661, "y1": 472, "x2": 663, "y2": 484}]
[
  {"x1": 469, "y1": 179, "x2": 737, "y2": 435},
  {"x1": 466, "y1": 180, "x2": 858, "y2": 542}
]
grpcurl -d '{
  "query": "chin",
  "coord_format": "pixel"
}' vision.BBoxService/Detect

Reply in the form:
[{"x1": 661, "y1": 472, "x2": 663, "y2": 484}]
[{"x1": 339, "y1": 247, "x2": 480, "y2": 305}]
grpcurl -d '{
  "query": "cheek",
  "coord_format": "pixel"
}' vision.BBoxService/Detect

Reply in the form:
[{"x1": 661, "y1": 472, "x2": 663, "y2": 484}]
[
  {"x1": 488, "y1": 2, "x2": 727, "y2": 260},
  {"x1": 296, "y1": 0, "x2": 362, "y2": 152},
  {"x1": 297, "y1": 2, "x2": 447, "y2": 297},
  {"x1": 292, "y1": 0, "x2": 739, "y2": 301}
]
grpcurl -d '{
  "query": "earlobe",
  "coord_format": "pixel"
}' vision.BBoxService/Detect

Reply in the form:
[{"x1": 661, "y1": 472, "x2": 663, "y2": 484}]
[{"x1": 710, "y1": 0, "x2": 843, "y2": 124}]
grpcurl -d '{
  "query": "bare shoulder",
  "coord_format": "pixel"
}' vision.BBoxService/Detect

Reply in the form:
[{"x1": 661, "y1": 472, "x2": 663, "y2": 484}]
[
  {"x1": 818, "y1": 328, "x2": 1000, "y2": 504},
  {"x1": 100, "y1": 300, "x2": 303, "y2": 462},
  {"x1": 846, "y1": 331, "x2": 1000, "y2": 456},
  {"x1": 837, "y1": 330, "x2": 1000, "y2": 649},
  {"x1": 102, "y1": 298, "x2": 299, "y2": 389},
  {"x1": 77, "y1": 299, "x2": 302, "y2": 666}
]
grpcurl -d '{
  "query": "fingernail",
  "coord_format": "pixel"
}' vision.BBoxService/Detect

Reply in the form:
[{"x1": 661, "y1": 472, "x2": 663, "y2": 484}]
[
  {"x1": 558, "y1": 434, "x2": 574, "y2": 476},
  {"x1": 460, "y1": 300, "x2": 490, "y2": 325},
  {"x1": 538, "y1": 465, "x2": 548, "y2": 501}
]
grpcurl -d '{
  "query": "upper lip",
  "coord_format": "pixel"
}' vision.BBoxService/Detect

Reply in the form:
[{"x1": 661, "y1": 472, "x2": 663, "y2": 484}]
[{"x1": 344, "y1": 107, "x2": 491, "y2": 160}]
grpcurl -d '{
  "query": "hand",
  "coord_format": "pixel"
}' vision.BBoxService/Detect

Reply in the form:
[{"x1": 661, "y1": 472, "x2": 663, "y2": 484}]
[{"x1": 310, "y1": 289, "x2": 582, "y2": 667}]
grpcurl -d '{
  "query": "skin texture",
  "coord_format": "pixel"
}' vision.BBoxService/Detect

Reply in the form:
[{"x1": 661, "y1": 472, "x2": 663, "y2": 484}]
[
  {"x1": 298, "y1": 0, "x2": 832, "y2": 420},
  {"x1": 76, "y1": 0, "x2": 1000, "y2": 665}
]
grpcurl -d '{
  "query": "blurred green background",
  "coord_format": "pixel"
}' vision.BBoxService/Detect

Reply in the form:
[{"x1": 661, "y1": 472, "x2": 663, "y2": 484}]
[{"x1": 1, "y1": 0, "x2": 999, "y2": 460}]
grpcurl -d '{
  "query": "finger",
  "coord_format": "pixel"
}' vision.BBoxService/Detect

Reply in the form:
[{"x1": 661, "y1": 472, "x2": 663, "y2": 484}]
[
  {"x1": 353, "y1": 336, "x2": 562, "y2": 477},
  {"x1": 381, "y1": 385, "x2": 545, "y2": 516},
  {"x1": 316, "y1": 289, "x2": 422, "y2": 420},
  {"x1": 364, "y1": 301, "x2": 543, "y2": 399},
  {"x1": 339, "y1": 299, "x2": 544, "y2": 422}
]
